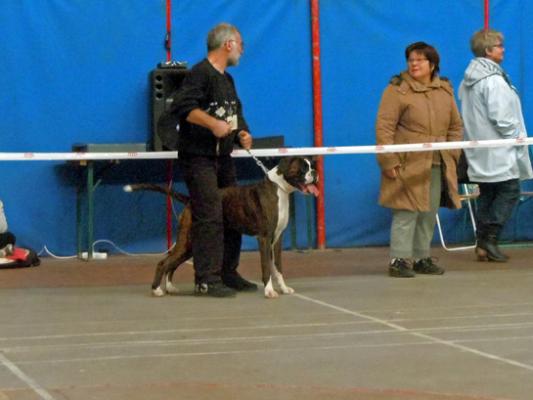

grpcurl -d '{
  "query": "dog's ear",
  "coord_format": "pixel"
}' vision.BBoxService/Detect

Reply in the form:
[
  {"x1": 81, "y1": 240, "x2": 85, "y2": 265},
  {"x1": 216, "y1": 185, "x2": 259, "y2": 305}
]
[{"x1": 276, "y1": 157, "x2": 293, "y2": 175}]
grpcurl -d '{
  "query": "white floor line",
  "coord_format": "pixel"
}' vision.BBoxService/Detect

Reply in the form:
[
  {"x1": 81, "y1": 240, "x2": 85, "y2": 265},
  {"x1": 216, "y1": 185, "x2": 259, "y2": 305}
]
[
  {"x1": 6, "y1": 320, "x2": 533, "y2": 356},
  {"x1": 0, "y1": 352, "x2": 56, "y2": 400},
  {"x1": 294, "y1": 292, "x2": 533, "y2": 373},
  {"x1": 3, "y1": 310, "x2": 533, "y2": 344}
]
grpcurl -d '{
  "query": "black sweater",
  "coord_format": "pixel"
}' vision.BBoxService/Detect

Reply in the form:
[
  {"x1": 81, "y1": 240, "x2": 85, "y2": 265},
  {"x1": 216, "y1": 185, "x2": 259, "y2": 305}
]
[{"x1": 170, "y1": 59, "x2": 249, "y2": 157}]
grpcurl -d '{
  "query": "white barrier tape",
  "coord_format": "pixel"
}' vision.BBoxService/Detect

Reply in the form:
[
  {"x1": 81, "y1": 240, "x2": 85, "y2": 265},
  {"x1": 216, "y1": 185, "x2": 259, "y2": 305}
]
[
  {"x1": 0, "y1": 151, "x2": 178, "y2": 161},
  {"x1": 0, "y1": 137, "x2": 531, "y2": 161},
  {"x1": 233, "y1": 137, "x2": 533, "y2": 158}
]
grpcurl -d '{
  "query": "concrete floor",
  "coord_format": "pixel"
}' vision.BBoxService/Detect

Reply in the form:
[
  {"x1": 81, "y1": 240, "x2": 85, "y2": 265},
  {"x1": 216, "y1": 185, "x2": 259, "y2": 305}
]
[{"x1": 1, "y1": 246, "x2": 533, "y2": 399}]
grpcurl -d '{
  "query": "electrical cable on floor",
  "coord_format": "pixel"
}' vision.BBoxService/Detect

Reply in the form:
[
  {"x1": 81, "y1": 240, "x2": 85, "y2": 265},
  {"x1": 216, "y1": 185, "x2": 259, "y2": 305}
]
[
  {"x1": 37, "y1": 240, "x2": 172, "y2": 260},
  {"x1": 38, "y1": 246, "x2": 78, "y2": 259},
  {"x1": 36, "y1": 188, "x2": 185, "y2": 260}
]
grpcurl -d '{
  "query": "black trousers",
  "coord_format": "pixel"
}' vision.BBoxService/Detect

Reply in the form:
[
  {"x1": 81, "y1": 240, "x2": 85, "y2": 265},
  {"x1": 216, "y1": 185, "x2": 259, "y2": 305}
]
[
  {"x1": 0, "y1": 231, "x2": 16, "y2": 249},
  {"x1": 179, "y1": 154, "x2": 242, "y2": 284},
  {"x1": 476, "y1": 179, "x2": 521, "y2": 236}
]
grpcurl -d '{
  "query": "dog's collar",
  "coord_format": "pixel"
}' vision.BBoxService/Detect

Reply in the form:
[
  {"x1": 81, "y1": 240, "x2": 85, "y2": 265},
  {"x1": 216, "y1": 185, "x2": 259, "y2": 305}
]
[{"x1": 267, "y1": 166, "x2": 297, "y2": 193}]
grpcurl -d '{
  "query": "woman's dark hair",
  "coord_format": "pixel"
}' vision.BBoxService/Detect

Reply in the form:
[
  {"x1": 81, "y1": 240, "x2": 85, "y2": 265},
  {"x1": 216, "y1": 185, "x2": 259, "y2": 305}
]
[{"x1": 405, "y1": 41, "x2": 440, "y2": 79}]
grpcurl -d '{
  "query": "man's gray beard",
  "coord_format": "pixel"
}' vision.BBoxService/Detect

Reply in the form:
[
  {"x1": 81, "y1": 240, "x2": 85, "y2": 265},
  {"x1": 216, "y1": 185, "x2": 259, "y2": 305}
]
[{"x1": 227, "y1": 57, "x2": 240, "y2": 67}]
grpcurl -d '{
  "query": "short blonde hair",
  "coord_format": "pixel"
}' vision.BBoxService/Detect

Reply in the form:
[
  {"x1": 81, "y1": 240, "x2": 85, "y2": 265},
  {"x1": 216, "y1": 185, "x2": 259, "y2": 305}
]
[{"x1": 470, "y1": 29, "x2": 504, "y2": 57}]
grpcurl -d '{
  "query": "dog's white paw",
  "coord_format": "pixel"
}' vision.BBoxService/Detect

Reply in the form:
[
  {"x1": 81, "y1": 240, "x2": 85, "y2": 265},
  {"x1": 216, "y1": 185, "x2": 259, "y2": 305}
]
[
  {"x1": 166, "y1": 283, "x2": 179, "y2": 295},
  {"x1": 273, "y1": 272, "x2": 294, "y2": 295},
  {"x1": 264, "y1": 279, "x2": 279, "y2": 299},
  {"x1": 264, "y1": 288, "x2": 279, "y2": 299},
  {"x1": 280, "y1": 286, "x2": 295, "y2": 295},
  {"x1": 152, "y1": 287, "x2": 166, "y2": 297}
]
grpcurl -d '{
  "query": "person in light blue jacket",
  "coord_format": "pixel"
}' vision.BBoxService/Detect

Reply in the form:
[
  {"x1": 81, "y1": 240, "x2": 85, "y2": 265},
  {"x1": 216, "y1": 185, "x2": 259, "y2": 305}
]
[
  {"x1": 459, "y1": 28, "x2": 533, "y2": 262},
  {"x1": 0, "y1": 200, "x2": 15, "y2": 257}
]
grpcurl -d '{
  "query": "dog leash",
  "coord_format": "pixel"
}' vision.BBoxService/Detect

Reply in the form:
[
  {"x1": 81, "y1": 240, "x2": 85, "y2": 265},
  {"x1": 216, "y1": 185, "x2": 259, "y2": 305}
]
[{"x1": 246, "y1": 149, "x2": 270, "y2": 175}]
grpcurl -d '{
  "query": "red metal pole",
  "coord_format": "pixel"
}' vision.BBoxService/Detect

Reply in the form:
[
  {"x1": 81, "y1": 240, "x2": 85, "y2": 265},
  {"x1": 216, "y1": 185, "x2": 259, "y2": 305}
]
[
  {"x1": 484, "y1": 0, "x2": 489, "y2": 30},
  {"x1": 165, "y1": 0, "x2": 172, "y2": 61},
  {"x1": 311, "y1": 0, "x2": 326, "y2": 250}
]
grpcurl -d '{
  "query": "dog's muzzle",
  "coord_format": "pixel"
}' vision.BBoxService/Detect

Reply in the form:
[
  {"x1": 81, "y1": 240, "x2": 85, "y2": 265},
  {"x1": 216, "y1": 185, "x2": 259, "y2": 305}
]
[{"x1": 300, "y1": 168, "x2": 319, "y2": 197}]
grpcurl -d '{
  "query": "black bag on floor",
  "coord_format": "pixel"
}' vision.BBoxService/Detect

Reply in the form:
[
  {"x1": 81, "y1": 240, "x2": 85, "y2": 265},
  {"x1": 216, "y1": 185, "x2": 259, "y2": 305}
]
[{"x1": 0, "y1": 247, "x2": 40, "y2": 269}]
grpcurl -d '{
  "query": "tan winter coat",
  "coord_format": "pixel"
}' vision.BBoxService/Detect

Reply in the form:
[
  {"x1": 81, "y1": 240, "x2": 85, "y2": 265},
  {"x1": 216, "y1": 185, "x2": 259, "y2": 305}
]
[{"x1": 376, "y1": 72, "x2": 463, "y2": 211}]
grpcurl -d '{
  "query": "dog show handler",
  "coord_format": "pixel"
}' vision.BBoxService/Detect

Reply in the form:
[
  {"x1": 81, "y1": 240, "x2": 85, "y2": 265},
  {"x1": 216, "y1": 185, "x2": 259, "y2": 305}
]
[{"x1": 167, "y1": 22, "x2": 256, "y2": 297}]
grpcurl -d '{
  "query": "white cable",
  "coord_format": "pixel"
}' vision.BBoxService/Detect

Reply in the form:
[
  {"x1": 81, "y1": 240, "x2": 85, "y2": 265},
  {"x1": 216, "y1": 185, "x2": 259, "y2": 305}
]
[
  {"x1": 37, "y1": 246, "x2": 77, "y2": 259},
  {"x1": 36, "y1": 241, "x2": 170, "y2": 259},
  {"x1": 90, "y1": 239, "x2": 169, "y2": 257},
  {"x1": 90, "y1": 239, "x2": 139, "y2": 256}
]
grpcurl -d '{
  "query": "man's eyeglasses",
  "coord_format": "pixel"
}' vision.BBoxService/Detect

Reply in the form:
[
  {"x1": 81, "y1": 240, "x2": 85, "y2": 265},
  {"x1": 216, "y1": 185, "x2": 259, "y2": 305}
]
[
  {"x1": 492, "y1": 43, "x2": 504, "y2": 48},
  {"x1": 228, "y1": 39, "x2": 244, "y2": 49}
]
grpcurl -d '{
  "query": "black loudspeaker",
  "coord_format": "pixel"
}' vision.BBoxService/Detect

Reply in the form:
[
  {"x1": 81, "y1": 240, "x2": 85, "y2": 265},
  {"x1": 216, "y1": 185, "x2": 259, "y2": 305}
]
[{"x1": 150, "y1": 65, "x2": 188, "y2": 151}]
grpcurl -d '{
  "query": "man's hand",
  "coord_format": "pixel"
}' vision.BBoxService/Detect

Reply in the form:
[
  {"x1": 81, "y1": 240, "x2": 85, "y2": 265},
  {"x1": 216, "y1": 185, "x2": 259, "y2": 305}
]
[
  {"x1": 211, "y1": 119, "x2": 233, "y2": 138},
  {"x1": 238, "y1": 131, "x2": 252, "y2": 149},
  {"x1": 186, "y1": 109, "x2": 233, "y2": 138}
]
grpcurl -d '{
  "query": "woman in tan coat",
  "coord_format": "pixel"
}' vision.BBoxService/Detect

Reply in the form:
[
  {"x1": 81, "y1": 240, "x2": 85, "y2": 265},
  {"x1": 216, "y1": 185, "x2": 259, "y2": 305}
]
[{"x1": 376, "y1": 42, "x2": 463, "y2": 278}]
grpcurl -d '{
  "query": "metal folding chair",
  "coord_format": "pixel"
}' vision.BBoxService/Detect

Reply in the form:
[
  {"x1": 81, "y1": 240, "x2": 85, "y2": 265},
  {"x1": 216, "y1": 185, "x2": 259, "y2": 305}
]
[{"x1": 436, "y1": 184, "x2": 479, "y2": 251}]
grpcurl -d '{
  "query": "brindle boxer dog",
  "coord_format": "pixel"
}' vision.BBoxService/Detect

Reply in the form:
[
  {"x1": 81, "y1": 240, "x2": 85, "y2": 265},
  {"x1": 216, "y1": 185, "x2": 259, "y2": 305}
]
[{"x1": 124, "y1": 156, "x2": 319, "y2": 299}]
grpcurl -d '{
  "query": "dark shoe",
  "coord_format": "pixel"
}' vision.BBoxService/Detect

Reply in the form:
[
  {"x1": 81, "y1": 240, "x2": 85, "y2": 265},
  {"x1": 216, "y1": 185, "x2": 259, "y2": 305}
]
[
  {"x1": 194, "y1": 281, "x2": 236, "y2": 298},
  {"x1": 389, "y1": 258, "x2": 415, "y2": 278},
  {"x1": 222, "y1": 272, "x2": 258, "y2": 292},
  {"x1": 476, "y1": 236, "x2": 508, "y2": 262},
  {"x1": 413, "y1": 257, "x2": 445, "y2": 275}
]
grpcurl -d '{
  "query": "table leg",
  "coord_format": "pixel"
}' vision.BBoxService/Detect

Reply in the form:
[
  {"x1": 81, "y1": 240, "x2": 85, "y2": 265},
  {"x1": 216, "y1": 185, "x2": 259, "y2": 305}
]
[
  {"x1": 87, "y1": 161, "x2": 94, "y2": 260},
  {"x1": 76, "y1": 183, "x2": 83, "y2": 258}
]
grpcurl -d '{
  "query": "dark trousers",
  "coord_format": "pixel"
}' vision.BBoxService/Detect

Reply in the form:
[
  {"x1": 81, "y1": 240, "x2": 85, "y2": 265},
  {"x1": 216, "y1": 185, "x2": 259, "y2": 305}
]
[
  {"x1": 0, "y1": 232, "x2": 16, "y2": 248},
  {"x1": 476, "y1": 179, "x2": 521, "y2": 236},
  {"x1": 179, "y1": 154, "x2": 242, "y2": 284}
]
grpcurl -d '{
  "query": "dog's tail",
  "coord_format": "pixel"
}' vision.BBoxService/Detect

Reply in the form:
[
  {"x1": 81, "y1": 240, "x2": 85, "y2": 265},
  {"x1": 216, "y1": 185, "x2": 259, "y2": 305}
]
[{"x1": 123, "y1": 183, "x2": 190, "y2": 204}]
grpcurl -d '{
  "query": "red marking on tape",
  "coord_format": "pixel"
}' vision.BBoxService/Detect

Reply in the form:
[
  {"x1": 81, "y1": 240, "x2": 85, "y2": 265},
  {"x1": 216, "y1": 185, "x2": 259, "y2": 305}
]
[
  {"x1": 469, "y1": 140, "x2": 479, "y2": 146},
  {"x1": 327, "y1": 147, "x2": 337, "y2": 152},
  {"x1": 23, "y1": 153, "x2": 34, "y2": 158},
  {"x1": 516, "y1": 137, "x2": 525, "y2": 144},
  {"x1": 422, "y1": 143, "x2": 432, "y2": 148},
  {"x1": 128, "y1": 152, "x2": 138, "y2": 157},
  {"x1": 375, "y1": 145, "x2": 385, "y2": 152},
  {"x1": 278, "y1": 148, "x2": 289, "y2": 154}
]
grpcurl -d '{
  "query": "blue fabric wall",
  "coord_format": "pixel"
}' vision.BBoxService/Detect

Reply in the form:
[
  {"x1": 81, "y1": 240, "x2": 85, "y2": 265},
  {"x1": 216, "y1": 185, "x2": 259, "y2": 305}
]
[{"x1": 0, "y1": 0, "x2": 531, "y2": 254}]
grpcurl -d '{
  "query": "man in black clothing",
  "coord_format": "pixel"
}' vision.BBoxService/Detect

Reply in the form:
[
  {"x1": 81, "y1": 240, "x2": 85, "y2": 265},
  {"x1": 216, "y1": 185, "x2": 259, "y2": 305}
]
[{"x1": 169, "y1": 23, "x2": 257, "y2": 297}]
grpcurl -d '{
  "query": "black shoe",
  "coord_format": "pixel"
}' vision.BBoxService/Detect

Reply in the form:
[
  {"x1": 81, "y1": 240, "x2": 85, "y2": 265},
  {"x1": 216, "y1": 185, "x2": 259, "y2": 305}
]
[
  {"x1": 389, "y1": 258, "x2": 415, "y2": 278},
  {"x1": 222, "y1": 272, "x2": 258, "y2": 292},
  {"x1": 413, "y1": 257, "x2": 445, "y2": 275},
  {"x1": 476, "y1": 236, "x2": 508, "y2": 262},
  {"x1": 194, "y1": 281, "x2": 236, "y2": 298}
]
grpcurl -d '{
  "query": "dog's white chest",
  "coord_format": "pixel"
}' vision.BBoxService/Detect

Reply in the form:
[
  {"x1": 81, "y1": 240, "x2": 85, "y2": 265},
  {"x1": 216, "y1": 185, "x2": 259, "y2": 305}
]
[{"x1": 275, "y1": 189, "x2": 290, "y2": 242}]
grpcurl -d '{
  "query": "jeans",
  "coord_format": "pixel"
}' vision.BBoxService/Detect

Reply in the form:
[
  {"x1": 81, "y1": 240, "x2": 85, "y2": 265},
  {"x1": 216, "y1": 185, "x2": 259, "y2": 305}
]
[
  {"x1": 179, "y1": 154, "x2": 242, "y2": 284},
  {"x1": 475, "y1": 179, "x2": 521, "y2": 235}
]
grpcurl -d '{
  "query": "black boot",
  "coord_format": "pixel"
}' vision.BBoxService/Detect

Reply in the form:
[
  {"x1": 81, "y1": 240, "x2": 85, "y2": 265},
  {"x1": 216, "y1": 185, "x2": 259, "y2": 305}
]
[{"x1": 476, "y1": 225, "x2": 508, "y2": 262}]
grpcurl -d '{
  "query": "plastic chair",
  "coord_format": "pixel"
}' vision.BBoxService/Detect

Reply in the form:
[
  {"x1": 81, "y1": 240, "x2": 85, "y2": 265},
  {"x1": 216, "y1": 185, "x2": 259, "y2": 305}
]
[
  {"x1": 436, "y1": 184, "x2": 479, "y2": 251},
  {"x1": 511, "y1": 145, "x2": 533, "y2": 241}
]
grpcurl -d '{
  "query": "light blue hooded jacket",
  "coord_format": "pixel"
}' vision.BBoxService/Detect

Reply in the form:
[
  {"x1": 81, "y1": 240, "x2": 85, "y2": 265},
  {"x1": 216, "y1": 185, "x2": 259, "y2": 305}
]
[
  {"x1": 458, "y1": 57, "x2": 533, "y2": 182},
  {"x1": 0, "y1": 201, "x2": 7, "y2": 234}
]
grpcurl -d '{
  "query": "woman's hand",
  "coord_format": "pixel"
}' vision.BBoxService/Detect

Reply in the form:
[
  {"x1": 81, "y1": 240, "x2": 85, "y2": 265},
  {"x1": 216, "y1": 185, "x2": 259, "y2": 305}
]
[{"x1": 383, "y1": 166, "x2": 399, "y2": 179}]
